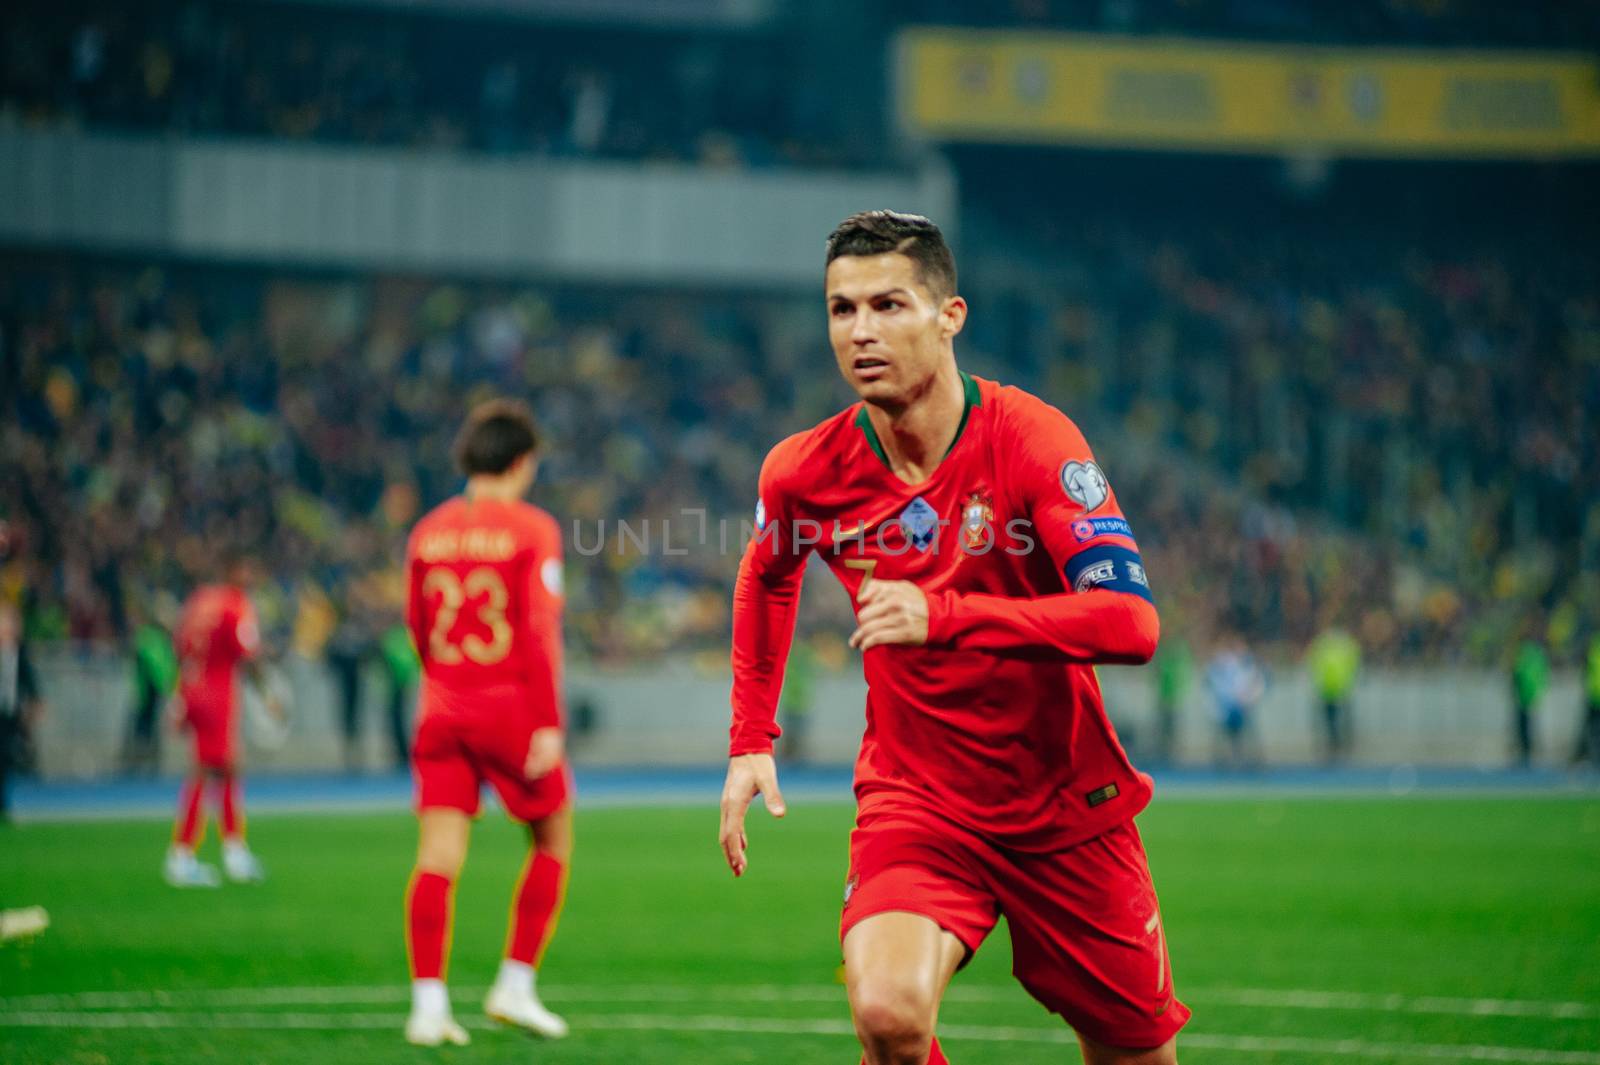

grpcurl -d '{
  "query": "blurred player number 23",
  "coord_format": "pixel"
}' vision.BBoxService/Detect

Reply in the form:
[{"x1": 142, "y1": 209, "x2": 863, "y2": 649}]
[{"x1": 421, "y1": 567, "x2": 513, "y2": 666}]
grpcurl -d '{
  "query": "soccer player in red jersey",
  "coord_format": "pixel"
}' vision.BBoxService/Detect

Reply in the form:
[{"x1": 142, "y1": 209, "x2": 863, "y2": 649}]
[
  {"x1": 720, "y1": 212, "x2": 1188, "y2": 1065},
  {"x1": 402, "y1": 399, "x2": 571, "y2": 1047},
  {"x1": 166, "y1": 555, "x2": 273, "y2": 888}
]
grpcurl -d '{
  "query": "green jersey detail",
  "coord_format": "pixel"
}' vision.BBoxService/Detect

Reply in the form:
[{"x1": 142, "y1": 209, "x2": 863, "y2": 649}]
[{"x1": 855, "y1": 371, "x2": 982, "y2": 471}]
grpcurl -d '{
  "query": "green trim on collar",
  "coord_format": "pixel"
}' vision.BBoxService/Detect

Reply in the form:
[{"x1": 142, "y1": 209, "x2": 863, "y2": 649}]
[
  {"x1": 949, "y1": 370, "x2": 982, "y2": 455},
  {"x1": 854, "y1": 403, "x2": 890, "y2": 467},
  {"x1": 854, "y1": 371, "x2": 981, "y2": 471}
]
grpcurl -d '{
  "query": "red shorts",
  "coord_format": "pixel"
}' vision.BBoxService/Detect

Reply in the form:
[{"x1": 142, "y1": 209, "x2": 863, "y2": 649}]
[
  {"x1": 840, "y1": 810, "x2": 1189, "y2": 1049},
  {"x1": 412, "y1": 699, "x2": 570, "y2": 823},
  {"x1": 182, "y1": 687, "x2": 237, "y2": 770}
]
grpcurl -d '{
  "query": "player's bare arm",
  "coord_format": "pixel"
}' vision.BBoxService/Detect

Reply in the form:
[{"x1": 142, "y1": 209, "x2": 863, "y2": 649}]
[
  {"x1": 849, "y1": 579, "x2": 930, "y2": 650},
  {"x1": 718, "y1": 752, "x2": 786, "y2": 877}
]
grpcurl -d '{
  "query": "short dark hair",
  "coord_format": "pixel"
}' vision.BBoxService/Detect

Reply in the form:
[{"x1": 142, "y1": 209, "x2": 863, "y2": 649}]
[
  {"x1": 825, "y1": 210, "x2": 956, "y2": 300},
  {"x1": 454, "y1": 398, "x2": 540, "y2": 476}
]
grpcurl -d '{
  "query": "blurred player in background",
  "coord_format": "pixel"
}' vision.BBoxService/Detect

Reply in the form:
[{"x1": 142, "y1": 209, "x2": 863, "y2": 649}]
[
  {"x1": 402, "y1": 399, "x2": 571, "y2": 1047},
  {"x1": 0, "y1": 601, "x2": 44, "y2": 824},
  {"x1": 721, "y1": 212, "x2": 1186, "y2": 1065},
  {"x1": 165, "y1": 555, "x2": 276, "y2": 887}
]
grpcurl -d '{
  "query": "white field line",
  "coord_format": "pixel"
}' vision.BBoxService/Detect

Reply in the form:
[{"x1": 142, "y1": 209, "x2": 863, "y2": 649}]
[
  {"x1": 1, "y1": 1009, "x2": 1598, "y2": 1064},
  {"x1": 1, "y1": 982, "x2": 1594, "y2": 1021},
  {"x1": 1192, "y1": 988, "x2": 1600, "y2": 1021}
]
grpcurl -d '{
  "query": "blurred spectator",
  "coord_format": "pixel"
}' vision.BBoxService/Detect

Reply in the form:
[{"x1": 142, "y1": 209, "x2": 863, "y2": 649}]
[
  {"x1": 778, "y1": 633, "x2": 818, "y2": 766},
  {"x1": 327, "y1": 601, "x2": 373, "y2": 773},
  {"x1": 1307, "y1": 626, "x2": 1361, "y2": 763},
  {"x1": 1150, "y1": 635, "x2": 1191, "y2": 765},
  {"x1": 1206, "y1": 632, "x2": 1265, "y2": 769},
  {"x1": 1510, "y1": 632, "x2": 1548, "y2": 767},
  {"x1": 120, "y1": 597, "x2": 179, "y2": 776},
  {"x1": 377, "y1": 622, "x2": 419, "y2": 772},
  {"x1": 1576, "y1": 633, "x2": 1600, "y2": 770},
  {"x1": 0, "y1": 602, "x2": 45, "y2": 820}
]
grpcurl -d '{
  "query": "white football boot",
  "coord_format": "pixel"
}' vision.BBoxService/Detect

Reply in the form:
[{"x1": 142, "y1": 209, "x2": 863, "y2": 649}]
[
  {"x1": 163, "y1": 847, "x2": 222, "y2": 888},
  {"x1": 406, "y1": 980, "x2": 470, "y2": 1047},
  {"x1": 484, "y1": 961, "x2": 568, "y2": 1039},
  {"x1": 222, "y1": 841, "x2": 266, "y2": 883},
  {"x1": 404, "y1": 1012, "x2": 471, "y2": 1047},
  {"x1": 0, "y1": 906, "x2": 50, "y2": 943}
]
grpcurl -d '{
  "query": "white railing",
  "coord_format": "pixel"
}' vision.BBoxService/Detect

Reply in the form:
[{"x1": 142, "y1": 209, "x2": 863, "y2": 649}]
[{"x1": 25, "y1": 645, "x2": 1587, "y2": 779}]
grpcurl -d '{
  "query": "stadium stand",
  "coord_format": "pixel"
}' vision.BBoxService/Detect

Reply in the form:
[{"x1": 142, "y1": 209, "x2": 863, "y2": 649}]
[
  {"x1": 4, "y1": 166, "x2": 1595, "y2": 668},
  {"x1": 0, "y1": 0, "x2": 886, "y2": 167},
  {"x1": 1, "y1": 1, "x2": 1596, "y2": 688}
]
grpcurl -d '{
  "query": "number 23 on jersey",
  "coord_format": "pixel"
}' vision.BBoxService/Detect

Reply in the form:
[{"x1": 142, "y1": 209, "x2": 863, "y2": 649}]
[{"x1": 421, "y1": 566, "x2": 513, "y2": 666}]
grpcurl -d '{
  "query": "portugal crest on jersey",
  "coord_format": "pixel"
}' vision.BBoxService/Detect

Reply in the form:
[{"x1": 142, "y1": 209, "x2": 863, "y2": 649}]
[{"x1": 961, "y1": 492, "x2": 995, "y2": 550}]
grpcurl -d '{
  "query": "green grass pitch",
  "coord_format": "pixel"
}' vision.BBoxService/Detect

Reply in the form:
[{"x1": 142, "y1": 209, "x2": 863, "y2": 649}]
[{"x1": 2, "y1": 796, "x2": 1598, "y2": 1064}]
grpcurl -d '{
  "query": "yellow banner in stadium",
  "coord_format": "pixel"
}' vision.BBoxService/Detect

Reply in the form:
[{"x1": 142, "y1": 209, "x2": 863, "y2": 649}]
[{"x1": 896, "y1": 29, "x2": 1600, "y2": 156}]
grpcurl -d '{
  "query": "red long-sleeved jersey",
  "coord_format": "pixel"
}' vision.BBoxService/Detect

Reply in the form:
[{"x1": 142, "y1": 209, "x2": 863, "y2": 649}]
[
  {"x1": 730, "y1": 373, "x2": 1159, "y2": 851},
  {"x1": 176, "y1": 583, "x2": 259, "y2": 716},
  {"x1": 406, "y1": 496, "x2": 565, "y2": 728}
]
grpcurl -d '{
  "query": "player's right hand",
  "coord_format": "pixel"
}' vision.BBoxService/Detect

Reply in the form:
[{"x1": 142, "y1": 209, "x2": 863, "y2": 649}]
[
  {"x1": 523, "y1": 726, "x2": 564, "y2": 780},
  {"x1": 719, "y1": 752, "x2": 786, "y2": 878}
]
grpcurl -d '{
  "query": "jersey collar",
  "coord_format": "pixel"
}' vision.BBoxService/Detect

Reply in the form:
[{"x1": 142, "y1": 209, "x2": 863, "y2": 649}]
[{"x1": 854, "y1": 371, "x2": 981, "y2": 471}]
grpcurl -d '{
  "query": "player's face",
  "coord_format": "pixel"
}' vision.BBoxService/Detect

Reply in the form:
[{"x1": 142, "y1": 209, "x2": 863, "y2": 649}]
[{"x1": 826, "y1": 253, "x2": 965, "y2": 411}]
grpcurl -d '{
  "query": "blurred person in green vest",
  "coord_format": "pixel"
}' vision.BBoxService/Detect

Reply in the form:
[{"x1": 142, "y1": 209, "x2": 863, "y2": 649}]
[
  {"x1": 378, "y1": 623, "x2": 420, "y2": 771},
  {"x1": 1306, "y1": 627, "x2": 1360, "y2": 764},
  {"x1": 121, "y1": 598, "x2": 180, "y2": 777},
  {"x1": 1152, "y1": 636, "x2": 1191, "y2": 766},
  {"x1": 1510, "y1": 631, "x2": 1548, "y2": 768},
  {"x1": 1573, "y1": 631, "x2": 1600, "y2": 770},
  {"x1": 778, "y1": 634, "x2": 818, "y2": 766}
]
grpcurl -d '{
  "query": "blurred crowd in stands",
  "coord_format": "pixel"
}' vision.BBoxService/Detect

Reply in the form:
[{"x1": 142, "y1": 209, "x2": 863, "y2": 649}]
[
  {"x1": 1020, "y1": 221, "x2": 1599, "y2": 668},
  {"x1": 0, "y1": 259, "x2": 829, "y2": 667},
  {"x1": 0, "y1": 0, "x2": 883, "y2": 168},
  {"x1": 3, "y1": 199, "x2": 1595, "y2": 671},
  {"x1": 1, "y1": 0, "x2": 1596, "y2": 688},
  {"x1": 9, "y1": 0, "x2": 1594, "y2": 176}
]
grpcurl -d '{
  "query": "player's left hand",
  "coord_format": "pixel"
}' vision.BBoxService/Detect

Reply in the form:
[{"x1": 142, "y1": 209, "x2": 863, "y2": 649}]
[
  {"x1": 524, "y1": 726, "x2": 565, "y2": 780},
  {"x1": 849, "y1": 579, "x2": 929, "y2": 651}
]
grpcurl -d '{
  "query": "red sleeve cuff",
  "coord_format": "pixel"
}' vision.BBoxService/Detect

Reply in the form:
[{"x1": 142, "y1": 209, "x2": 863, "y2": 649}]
[{"x1": 728, "y1": 716, "x2": 780, "y2": 758}]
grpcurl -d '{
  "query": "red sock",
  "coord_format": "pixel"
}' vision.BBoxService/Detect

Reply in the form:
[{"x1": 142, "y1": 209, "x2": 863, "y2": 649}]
[
  {"x1": 217, "y1": 773, "x2": 242, "y2": 840},
  {"x1": 859, "y1": 1036, "x2": 949, "y2": 1065},
  {"x1": 407, "y1": 871, "x2": 454, "y2": 980},
  {"x1": 173, "y1": 776, "x2": 205, "y2": 847},
  {"x1": 506, "y1": 852, "x2": 566, "y2": 966}
]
